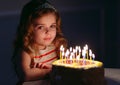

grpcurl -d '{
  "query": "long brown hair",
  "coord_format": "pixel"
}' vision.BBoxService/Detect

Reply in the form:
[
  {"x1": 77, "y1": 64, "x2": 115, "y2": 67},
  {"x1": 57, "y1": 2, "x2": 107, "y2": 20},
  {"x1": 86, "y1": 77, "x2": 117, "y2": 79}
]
[{"x1": 12, "y1": 0, "x2": 67, "y2": 58}]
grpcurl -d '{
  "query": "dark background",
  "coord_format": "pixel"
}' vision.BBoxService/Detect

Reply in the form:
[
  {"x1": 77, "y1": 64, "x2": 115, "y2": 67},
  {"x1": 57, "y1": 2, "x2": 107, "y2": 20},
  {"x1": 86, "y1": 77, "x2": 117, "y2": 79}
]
[{"x1": 0, "y1": 0, "x2": 119, "y2": 84}]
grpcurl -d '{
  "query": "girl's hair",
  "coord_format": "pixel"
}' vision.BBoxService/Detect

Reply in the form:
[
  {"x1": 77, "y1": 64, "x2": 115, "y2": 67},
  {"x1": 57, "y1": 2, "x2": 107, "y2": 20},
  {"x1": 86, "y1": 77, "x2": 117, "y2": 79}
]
[{"x1": 12, "y1": 0, "x2": 67, "y2": 58}]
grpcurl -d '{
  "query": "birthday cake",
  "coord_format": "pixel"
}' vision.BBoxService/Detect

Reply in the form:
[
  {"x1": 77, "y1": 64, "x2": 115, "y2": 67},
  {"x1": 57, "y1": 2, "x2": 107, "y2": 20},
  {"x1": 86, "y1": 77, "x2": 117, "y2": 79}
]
[{"x1": 51, "y1": 45, "x2": 106, "y2": 85}]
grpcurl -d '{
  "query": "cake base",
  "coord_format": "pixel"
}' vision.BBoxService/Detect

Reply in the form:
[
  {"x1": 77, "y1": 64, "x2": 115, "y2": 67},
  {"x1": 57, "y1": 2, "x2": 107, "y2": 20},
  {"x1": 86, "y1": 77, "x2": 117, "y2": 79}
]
[{"x1": 51, "y1": 65, "x2": 107, "y2": 85}]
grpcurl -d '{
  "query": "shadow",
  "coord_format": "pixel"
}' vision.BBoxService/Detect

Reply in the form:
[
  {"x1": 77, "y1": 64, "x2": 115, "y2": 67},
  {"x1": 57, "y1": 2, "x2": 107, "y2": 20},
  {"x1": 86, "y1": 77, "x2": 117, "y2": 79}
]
[{"x1": 105, "y1": 77, "x2": 120, "y2": 85}]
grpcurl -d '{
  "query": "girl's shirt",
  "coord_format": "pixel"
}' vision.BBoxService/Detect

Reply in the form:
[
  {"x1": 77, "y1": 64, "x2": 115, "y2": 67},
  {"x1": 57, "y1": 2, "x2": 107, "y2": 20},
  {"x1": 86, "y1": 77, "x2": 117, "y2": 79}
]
[
  {"x1": 19, "y1": 45, "x2": 58, "y2": 85},
  {"x1": 30, "y1": 44, "x2": 58, "y2": 68}
]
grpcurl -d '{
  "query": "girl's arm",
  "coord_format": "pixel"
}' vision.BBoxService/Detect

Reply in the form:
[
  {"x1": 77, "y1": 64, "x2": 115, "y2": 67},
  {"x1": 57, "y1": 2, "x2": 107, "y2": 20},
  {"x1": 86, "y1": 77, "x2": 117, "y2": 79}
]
[{"x1": 21, "y1": 51, "x2": 52, "y2": 81}]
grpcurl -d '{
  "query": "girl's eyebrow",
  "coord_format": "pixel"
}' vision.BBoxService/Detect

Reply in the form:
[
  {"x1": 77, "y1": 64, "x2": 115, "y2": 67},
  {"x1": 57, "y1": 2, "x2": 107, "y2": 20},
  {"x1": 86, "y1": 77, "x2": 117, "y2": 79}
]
[
  {"x1": 50, "y1": 23, "x2": 57, "y2": 25},
  {"x1": 33, "y1": 23, "x2": 44, "y2": 26},
  {"x1": 52, "y1": 23, "x2": 56, "y2": 24},
  {"x1": 36, "y1": 24, "x2": 44, "y2": 25},
  {"x1": 34, "y1": 23, "x2": 56, "y2": 26}
]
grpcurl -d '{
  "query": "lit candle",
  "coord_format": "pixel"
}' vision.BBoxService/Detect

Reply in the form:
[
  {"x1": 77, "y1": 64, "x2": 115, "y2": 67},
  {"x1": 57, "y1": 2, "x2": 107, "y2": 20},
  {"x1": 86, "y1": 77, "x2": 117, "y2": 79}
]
[
  {"x1": 70, "y1": 53, "x2": 73, "y2": 60},
  {"x1": 76, "y1": 55, "x2": 80, "y2": 63},
  {"x1": 73, "y1": 48, "x2": 76, "y2": 63},
  {"x1": 70, "y1": 47, "x2": 72, "y2": 52},
  {"x1": 82, "y1": 49, "x2": 86, "y2": 58},
  {"x1": 70, "y1": 47, "x2": 72, "y2": 59},
  {"x1": 65, "y1": 49, "x2": 69, "y2": 60},
  {"x1": 85, "y1": 44, "x2": 88, "y2": 59},
  {"x1": 75, "y1": 46, "x2": 78, "y2": 57},
  {"x1": 82, "y1": 49, "x2": 86, "y2": 65},
  {"x1": 83, "y1": 46, "x2": 86, "y2": 59},
  {"x1": 62, "y1": 51, "x2": 65, "y2": 63},
  {"x1": 78, "y1": 46, "x2": 81, "y2": 58},
  {"x1": 60, "y1": 45, "x2": 63, "y2": 59},
  {"x1": 89, "y1": 49, "x2": 92, "y2": 60},
  {"x1": 73, "y1": 48, "x2": 76, "y2": 59},
  {"x1": 92, "y1": 54, "x2": 95, "y2": 61},
  {"x1": 62, "y1": 51, "x2": 64, "y2": 58},
  {"x1": 70, "y1": 52, "x2": 73, "y2": 63}
]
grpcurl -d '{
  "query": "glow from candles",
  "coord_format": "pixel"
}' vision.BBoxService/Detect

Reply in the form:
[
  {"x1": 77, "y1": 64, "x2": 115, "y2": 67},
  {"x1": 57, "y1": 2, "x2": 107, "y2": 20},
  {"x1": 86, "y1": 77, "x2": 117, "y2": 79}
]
[{"x1": 60, "y1": 44, "x2": 96, "y2": 65}]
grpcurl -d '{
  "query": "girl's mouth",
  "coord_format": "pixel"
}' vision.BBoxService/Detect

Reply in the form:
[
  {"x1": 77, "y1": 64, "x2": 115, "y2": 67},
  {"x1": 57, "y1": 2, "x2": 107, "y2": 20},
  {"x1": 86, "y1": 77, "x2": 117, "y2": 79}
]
[{"x1": 44, "y1": 38, "x2": 51, "y2": 41}]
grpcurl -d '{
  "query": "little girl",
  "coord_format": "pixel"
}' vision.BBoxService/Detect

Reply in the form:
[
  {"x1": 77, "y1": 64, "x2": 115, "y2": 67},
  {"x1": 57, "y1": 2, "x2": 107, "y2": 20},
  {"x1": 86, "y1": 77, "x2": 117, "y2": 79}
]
[{"x1": 12, "y1": 0, "x2": 67, "y2": 85}]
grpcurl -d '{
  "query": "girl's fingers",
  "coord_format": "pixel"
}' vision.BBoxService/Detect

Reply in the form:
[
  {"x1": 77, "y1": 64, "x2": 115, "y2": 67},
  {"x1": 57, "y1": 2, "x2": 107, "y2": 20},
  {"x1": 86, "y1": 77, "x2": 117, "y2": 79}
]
[
  {"x1": 31, "y1": 62, "x2": 37, "y2": 68},
  {"x1": 37, "y1": 63, "x2": 43, "y2": 68},
  {"x1": 34, "y1": 63, "x2": 37, "y2": 68},
  {"x1": 42, "y1": 64, "x2": 52, "y2": 69},
  {"x1": 36, "y1": 63, "x2": 52, "y2": 69}
]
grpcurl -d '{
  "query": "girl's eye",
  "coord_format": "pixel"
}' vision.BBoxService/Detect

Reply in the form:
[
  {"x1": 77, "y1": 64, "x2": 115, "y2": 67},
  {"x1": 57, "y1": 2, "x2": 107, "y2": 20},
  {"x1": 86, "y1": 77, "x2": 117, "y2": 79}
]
[
  {"x1": 50, "y1": 25, "x2": 56, "y2": 29},
  {"x1": 36, "y1": 25, "x2": 45, "y2": 30}
]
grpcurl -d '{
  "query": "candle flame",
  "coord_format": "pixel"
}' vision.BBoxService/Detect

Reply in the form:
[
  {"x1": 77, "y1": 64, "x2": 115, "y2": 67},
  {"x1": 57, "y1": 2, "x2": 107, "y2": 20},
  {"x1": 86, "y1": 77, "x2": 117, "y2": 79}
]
[
  {"x1": 92, "y1": 54, "x2": 95, "y2": 59},
  {"x1": 62, "y1": 51, "x2": 64, "y2": 56},
  {"x1": 76, "y1": 46, "x2": 78, "y2": 51},
  {"x1": 79, "y1": 46, "x2": 81, "y2": 52},
  {"x1": 85, "y1": 44, "x2": 88, "y2": 50},
  {"x1": 70, "y1": 47, "x2": 72, "y2": 52},
  {"x1": 73, "y1": 49, "x2": 76, "y2": 53},
  {"x1": 82, "y1": 49, "x2": 86, "y2": 57},
  {"x1": 60, "y1": 45, "x2": 63, "y2": 50},
  {"x1": 89, "y1": 49, "x2": 92, "y2": 56},
  {"x1": 65, "y1": 49, "x2": 69, "y2": 57}
]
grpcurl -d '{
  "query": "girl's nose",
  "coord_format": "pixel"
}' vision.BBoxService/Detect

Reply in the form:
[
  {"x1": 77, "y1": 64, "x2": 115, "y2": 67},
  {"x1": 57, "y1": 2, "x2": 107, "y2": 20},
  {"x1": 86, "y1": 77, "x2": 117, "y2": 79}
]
[{"x1": 45, "y1": 28, "x2": 50, "y2": 33}]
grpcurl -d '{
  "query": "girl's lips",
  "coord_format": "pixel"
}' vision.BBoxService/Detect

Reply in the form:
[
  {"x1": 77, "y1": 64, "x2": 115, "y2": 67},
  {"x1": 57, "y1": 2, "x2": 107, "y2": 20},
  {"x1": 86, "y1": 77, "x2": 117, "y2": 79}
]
[{"x1": 44, "y1": 38, "x2": 51, "y2": 40}]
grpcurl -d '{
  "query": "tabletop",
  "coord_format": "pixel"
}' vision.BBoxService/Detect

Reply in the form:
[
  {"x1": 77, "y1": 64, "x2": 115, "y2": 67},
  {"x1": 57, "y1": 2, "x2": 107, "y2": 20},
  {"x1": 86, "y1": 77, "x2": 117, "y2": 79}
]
[{"x1": 105, "y1": 68, "x2": 120, "y2": 85}]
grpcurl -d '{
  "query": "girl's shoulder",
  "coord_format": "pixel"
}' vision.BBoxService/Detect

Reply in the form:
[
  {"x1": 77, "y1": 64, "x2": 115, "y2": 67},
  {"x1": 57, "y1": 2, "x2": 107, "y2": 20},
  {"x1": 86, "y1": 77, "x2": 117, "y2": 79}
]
[{"x1": 40, "y1": 44, "x2": 56, "y2": 53}]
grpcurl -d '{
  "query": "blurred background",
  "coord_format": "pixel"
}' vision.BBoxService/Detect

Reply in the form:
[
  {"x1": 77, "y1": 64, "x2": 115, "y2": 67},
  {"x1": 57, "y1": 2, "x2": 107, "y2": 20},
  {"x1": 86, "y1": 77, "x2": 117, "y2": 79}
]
[{"x1": 0, "y1": 0, "x2": 119, "y2": 84}]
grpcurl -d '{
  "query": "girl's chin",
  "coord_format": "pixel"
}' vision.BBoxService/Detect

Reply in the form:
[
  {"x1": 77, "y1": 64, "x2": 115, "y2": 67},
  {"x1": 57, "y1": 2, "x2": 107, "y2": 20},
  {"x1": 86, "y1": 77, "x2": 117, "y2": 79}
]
[
  {"x1": 36, "y1": 41, "x2": 53, "y2": 47},
  {"x1": 43, "y1": 42, "x2": 52, "y2": 46}
]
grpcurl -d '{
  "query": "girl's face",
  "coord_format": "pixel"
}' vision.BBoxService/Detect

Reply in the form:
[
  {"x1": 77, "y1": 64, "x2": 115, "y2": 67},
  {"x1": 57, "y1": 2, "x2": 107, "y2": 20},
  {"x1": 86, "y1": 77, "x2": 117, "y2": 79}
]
[{"x1": 33, "y1": 13, "x2": 57, "y2": 49}]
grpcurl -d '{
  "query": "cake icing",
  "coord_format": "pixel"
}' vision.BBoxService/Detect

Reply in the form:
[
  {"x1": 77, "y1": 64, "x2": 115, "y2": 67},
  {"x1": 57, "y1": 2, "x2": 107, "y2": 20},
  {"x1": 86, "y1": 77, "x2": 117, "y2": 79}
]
[{"x1": 52, "y1": 59, "x2": 103, "y2": 69}]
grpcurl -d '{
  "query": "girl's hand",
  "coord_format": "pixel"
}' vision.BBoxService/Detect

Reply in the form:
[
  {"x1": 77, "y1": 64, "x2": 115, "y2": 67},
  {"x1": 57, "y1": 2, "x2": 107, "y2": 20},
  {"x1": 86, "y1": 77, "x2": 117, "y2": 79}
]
[{"x1": 37, "y1": 63, "x2": 52, "y2": 69}]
